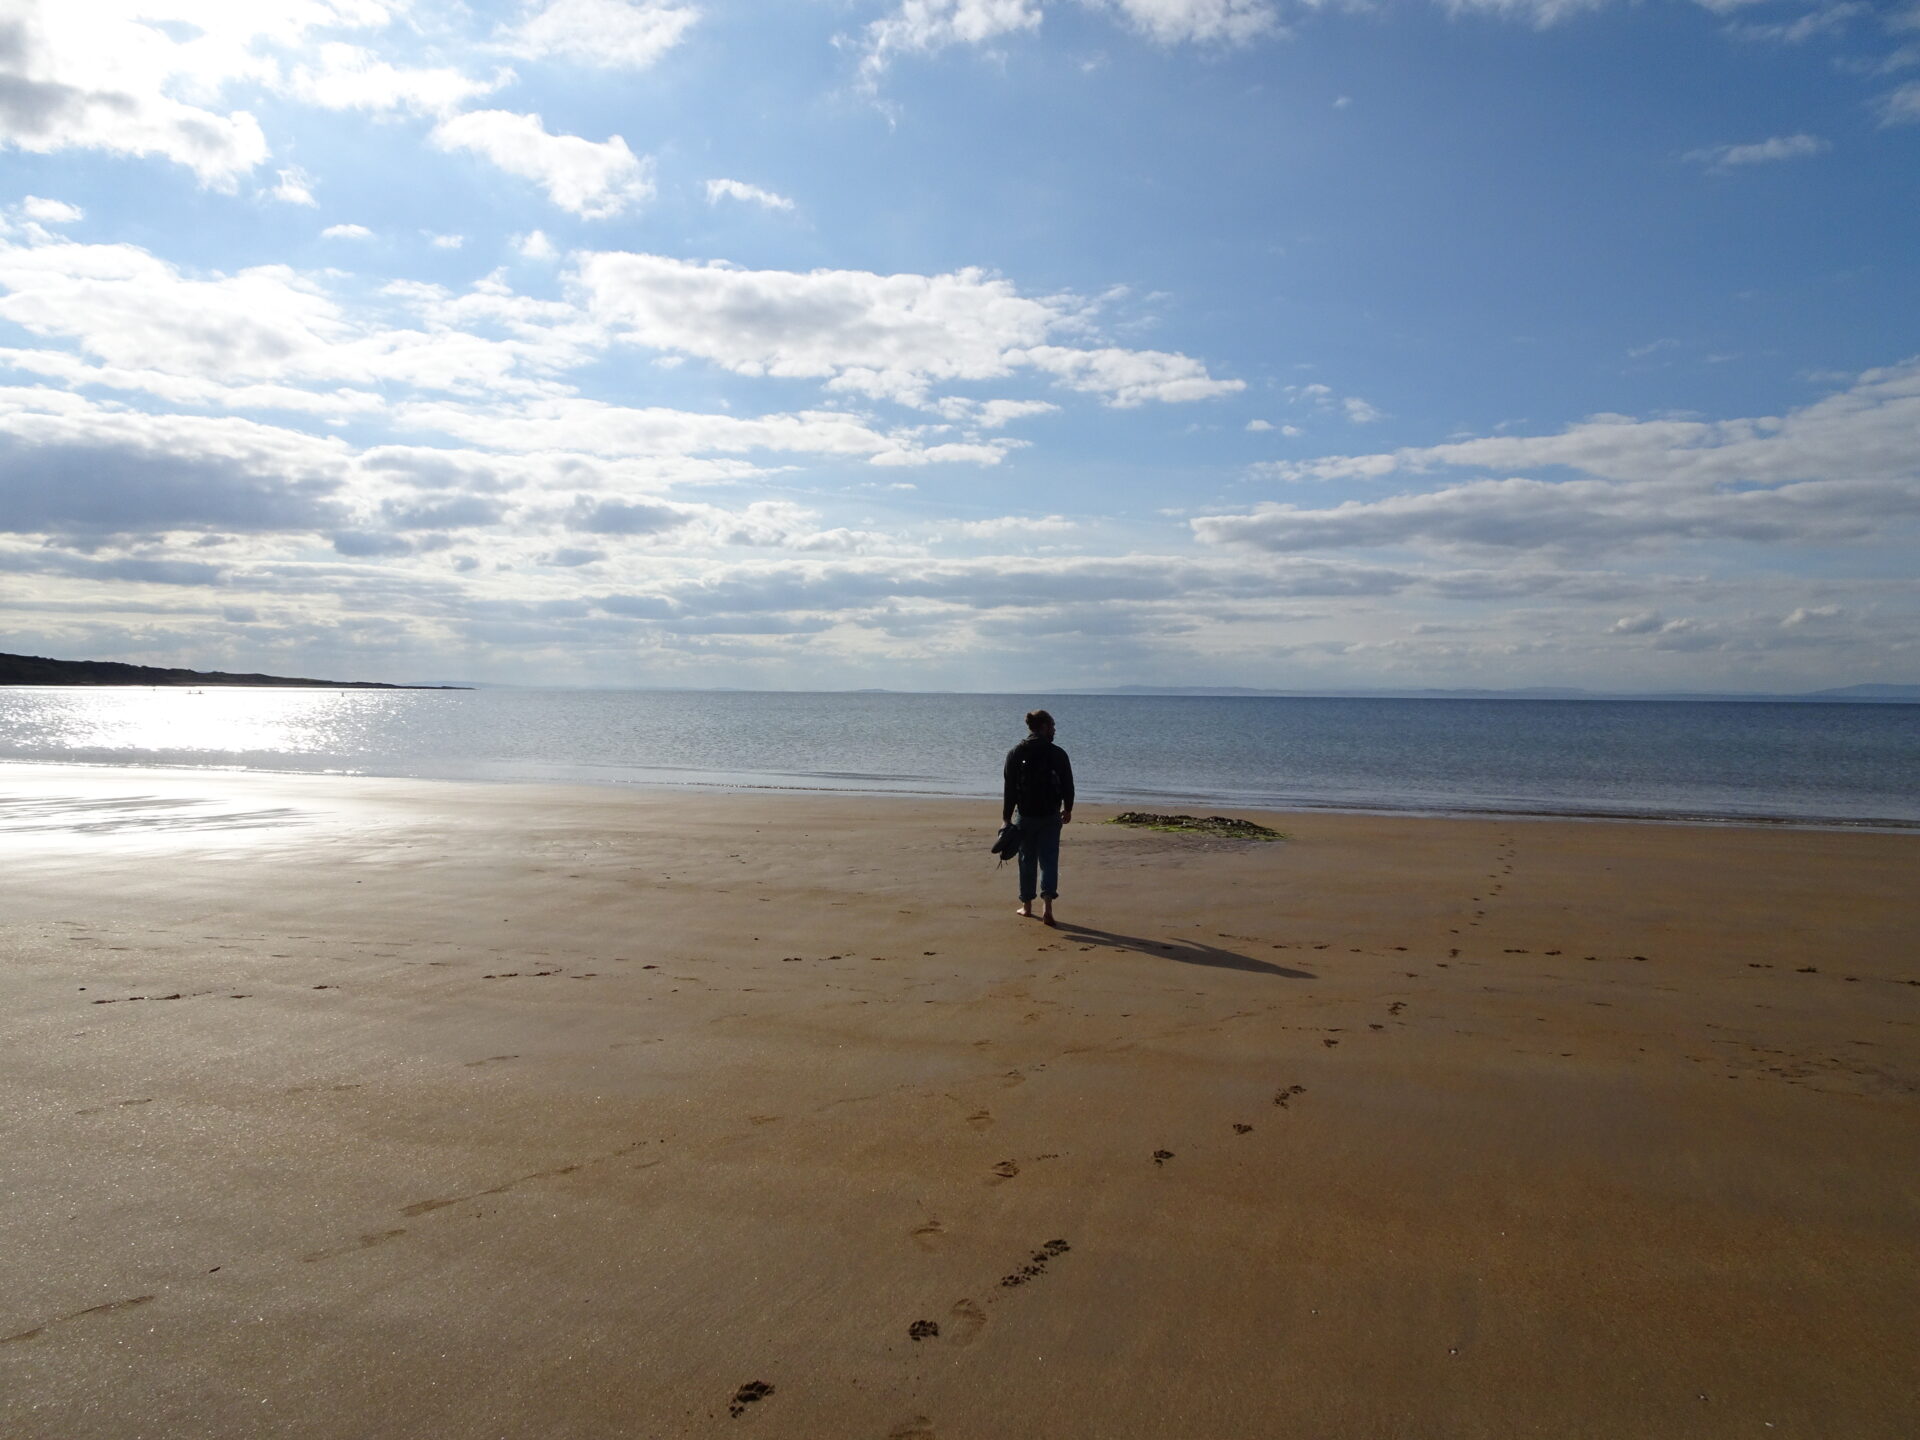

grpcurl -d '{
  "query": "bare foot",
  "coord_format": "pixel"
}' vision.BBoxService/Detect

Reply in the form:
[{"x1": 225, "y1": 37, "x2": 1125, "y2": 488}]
[
  {"x1": 1041, "y1": 908, "x2": 1057, "y2": 927},
  {"x1": 1017, "y1": 905, "x2": 1035, "y2": 918}
]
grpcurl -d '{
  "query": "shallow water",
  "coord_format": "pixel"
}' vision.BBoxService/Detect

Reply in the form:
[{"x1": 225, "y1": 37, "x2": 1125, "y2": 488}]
[{"x1": 2, "y1": 687, "x2": 1916, "y2": 828}]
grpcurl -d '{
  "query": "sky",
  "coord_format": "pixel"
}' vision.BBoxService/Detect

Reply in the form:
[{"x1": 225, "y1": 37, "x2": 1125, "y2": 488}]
[{"x1": 0, "y1": 0, "x2": 1916, "y2": 691}]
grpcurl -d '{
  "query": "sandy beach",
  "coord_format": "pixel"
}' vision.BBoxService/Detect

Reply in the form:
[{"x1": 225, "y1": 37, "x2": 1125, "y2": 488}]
[{"x1": 2, "y1": 762, "x2": 1915, "y2": 1439}]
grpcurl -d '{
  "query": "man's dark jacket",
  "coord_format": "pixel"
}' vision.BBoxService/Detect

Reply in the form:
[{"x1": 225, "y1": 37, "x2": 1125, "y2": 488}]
[{"x1": 1003, "y1": 735, "x2": 1075, "y2": 824}]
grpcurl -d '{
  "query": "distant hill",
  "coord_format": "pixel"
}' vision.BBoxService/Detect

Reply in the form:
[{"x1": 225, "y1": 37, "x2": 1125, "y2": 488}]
[
  {"x1": 1804, "y1": 684, "x2": 1920, "y2": 702},
  {"x1": 0, "y1": 652, "x2": 463, "y2": 689}
]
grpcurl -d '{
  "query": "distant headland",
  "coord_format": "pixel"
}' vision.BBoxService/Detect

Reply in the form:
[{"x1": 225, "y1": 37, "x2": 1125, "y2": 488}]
[{"x1": 0, "y1": 652, "x2": 466, "y2": 689}]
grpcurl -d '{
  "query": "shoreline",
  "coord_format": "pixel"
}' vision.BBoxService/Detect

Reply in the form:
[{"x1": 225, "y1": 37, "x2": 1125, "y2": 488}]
[
  {"x1": 3, "y1": 763, "x2": 1916, "y2": 1436},
  {"x1": 5, "y1": 753, "x2": 1919, "y2": 835}
]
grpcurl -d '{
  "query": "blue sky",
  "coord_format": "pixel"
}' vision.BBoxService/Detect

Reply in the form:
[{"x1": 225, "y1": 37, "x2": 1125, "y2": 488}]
[{"x1": 1, "y1": 0, "x2": 1915, "y2": 690}]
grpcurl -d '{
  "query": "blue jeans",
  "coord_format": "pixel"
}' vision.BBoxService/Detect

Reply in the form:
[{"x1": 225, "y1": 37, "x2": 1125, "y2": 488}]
[{"x1": 1015, "y1": 812, "x2": 1062, "y2": 903}]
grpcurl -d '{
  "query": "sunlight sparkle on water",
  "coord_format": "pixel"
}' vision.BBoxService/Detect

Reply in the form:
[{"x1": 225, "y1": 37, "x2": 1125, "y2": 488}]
[{"x1": 3, "y1": 688, "x2": 389, "y2": 760}]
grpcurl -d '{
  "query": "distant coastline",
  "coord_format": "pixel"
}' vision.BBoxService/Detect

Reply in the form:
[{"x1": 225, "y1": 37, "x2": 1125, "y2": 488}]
[
  {"x1": 0, "y1": 652, "x2": 465, "y2": 690},
  {"x1": 1055, "y1": 682, "x2": 1920, "y2": 704}
]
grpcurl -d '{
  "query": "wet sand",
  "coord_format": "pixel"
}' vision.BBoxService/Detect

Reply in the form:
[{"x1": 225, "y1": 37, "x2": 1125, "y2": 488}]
[{"x1": 2, "y1": 763, "x2": 1916, "y2": 1439}]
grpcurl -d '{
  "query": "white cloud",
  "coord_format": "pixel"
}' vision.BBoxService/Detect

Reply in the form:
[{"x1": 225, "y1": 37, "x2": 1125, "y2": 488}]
[
  {"x1": 0, "y1": 233, "x2": 599, "y2": 403},
  {"x1": 0, "y1": 392, "x2": 358, "y2": 538},
  {"x1": 503, "y1": 0, "x2": 700, "y2": 69},
  {"x1": 432, "y1": 110, "x2": 655, "y2": 219},
  {"x1": 1440, "y1": 0, "x2": 1613, "y2": 26},
  {"x1": 321, "y1": 223, "x2": 373, "y2": 239},
  {"x1": 705, "y1": 178, "x2": 796, "y2": 211},
  {"x1": 428, "y1": 233, "x2": 465, "y2": 249},
  {"x1": 1683, "y1": 132, "x2": 1830, "y2": 168},
  {"x1": 1198, "y1": 360, "x2": 1920, "y2": 557},
  {"x1": 575, "y1": 251, "x2": 1240, "y2": 407},
  {"x1": 1088, "y1": 0, "x2": 1280, "y2": 46},
  {"x1": 1019, "y1": 344, "x2": 1244, "y2": 406},
  {"x1": 1284, "y1": 381, "x2": 1380, "y2": 423},
  {"x1": 0, "y1": 1, "x2": 511, "y2": 194},
  {"x1": 393, "y1": 394, "x2": 1005, "y2": 467},
  {"x1": 972, "y1": 398, "x2": 1059, "y2": 426},
  {"x1": 1729, "y1": 4, "x2": 1865, "y2": 44},
  {"x1": 0, "y1": 0, "x2": 490, "y2": 189},
  {"x1": 577, "y1": 252, "x2": 1051, "y2": 391},
  {"x1": 933, "y1": 395, "x2": 1059, "y2": 425},
  {"x1": 282, "y1": 43, "x2": 505, "y2": 116},
  {"x1": 18, "y1": 195, "x2": 82, "y2": 224},
  {"x1": 0, "y1": 344, "x2": 386, "y2": 417},
  {"x1": 1879, "y1": 80, "x2": 1920, "y2": 124},
  {"x1": 950, "y1": 513, "x2": 1077, "y2": 537},
  {"x1": 516, "y1": 229, "x2": 559, "y2": 261},
  {"x1": 269, "y1": 166, "x2": 317, "y2": 206},
  {"x1": 859, "y1": 0, "x2": 1045, "y2": 83},
  {"x1": 868, "y1": 439, "x2": 1018, "y2": 466},
  {"x1": 0, "y1": 3, "x2": 270, "y2": 186},
  {"x1": 1611, "y1": 611, "x2": 1674, "y2": 634},
  {"x1": 1246, "y1": 418, "x2": 1274, "y2": 431},
  {"x1": 855, "y1": 0, "x2": 1278, "y2": 81}
]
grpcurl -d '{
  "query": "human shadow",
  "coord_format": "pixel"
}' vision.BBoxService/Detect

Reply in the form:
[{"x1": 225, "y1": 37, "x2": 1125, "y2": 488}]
[{"x1": 1051, "y1": 922, "x2": 1315, "y2": 979}]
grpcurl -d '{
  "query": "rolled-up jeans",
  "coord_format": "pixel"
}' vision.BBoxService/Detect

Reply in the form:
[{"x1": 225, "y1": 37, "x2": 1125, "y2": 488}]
[{"x1": 1015, "y1": 811, "x2": 1063, "y2": 902}]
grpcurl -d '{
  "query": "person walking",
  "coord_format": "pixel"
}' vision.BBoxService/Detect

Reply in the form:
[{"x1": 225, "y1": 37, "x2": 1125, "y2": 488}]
[{"x1": 1003, "y1": 709, "x2": 1075, "y2": 926}]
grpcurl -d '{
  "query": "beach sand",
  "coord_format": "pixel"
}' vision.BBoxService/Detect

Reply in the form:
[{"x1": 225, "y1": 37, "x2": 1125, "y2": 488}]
[{"x1": 2, "y1": 763, "x2": 1915, "y2": 1439}]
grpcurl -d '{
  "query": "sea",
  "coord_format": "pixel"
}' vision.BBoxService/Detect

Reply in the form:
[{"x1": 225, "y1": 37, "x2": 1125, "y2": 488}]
[{"x1": 2, "y1": 687, "x2": 1917, "y2": 830}]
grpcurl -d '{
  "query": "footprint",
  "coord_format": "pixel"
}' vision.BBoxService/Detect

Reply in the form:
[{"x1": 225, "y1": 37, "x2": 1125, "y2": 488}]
[
  {"x1": 1273, "y1": 1084, "x2": 1306, "y2": 1108},
  {"x1": 911, "y1": 1219, "x2": 947, "y2": 1250},
  {"x1": 1232, "y1": 1123, "x2": 1253, "y2": 1134},
  {"x1": 948, "y1": 1298, "x2": 986, "y2": 1346},
  {"x1": 75, "y1": 1097, "x2": 153, "y2": 1115},
  {"x1": 302, "y1": 1228, "x2": 406, "y2": 1263},
  {"x1": 464, "y1": 1055, "x2": 518, "y2": 1067},
  {"x1": 908, "y1": 1319, "x2": 940, "y2": 1341},
  {"x1": 889, "y1": 1418, "x2": 937, "y2": 1440},
  {"x1": 965, "y1": 1109, "x2": 993, "y2": 1131},
  {"x1": 727, "y1": 1381, "x2": 774, "y2": 1418},
  {"x1": 0, "y1": 1294, "x2": 155, "y2": 1346},
  {"x1": 989, "y1": 1159, "x2": 1020, "y2": 1182},
  {"x1": 1000, "y1": 1238, "x2": 1071, "y2": 1288}
]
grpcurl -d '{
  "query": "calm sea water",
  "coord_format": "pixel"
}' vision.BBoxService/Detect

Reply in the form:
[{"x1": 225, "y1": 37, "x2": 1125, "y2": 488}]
[{"x1": 2, "y1": 687, "x2": 1917, "y2": 829}]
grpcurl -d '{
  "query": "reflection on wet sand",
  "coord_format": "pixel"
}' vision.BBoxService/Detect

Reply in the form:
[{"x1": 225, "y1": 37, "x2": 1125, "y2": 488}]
[{"x1": 0, "y1": 793, "x2": 308, "y2": 835}]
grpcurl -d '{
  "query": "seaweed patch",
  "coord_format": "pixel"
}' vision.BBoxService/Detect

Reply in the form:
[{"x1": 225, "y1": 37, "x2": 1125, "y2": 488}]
[{"x1": 1108, "y1": 812, "x2": 1283, "y2": 840}]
